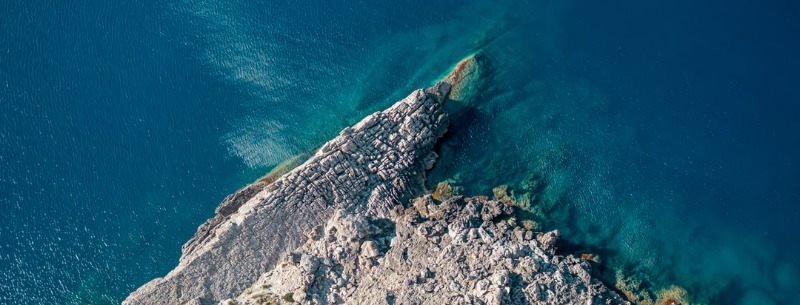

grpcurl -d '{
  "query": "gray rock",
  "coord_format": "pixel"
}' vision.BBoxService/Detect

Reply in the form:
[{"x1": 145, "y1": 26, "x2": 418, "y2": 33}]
[
  {"x1": 125, "y1": 55, "x2": 627, "y2": 305},
  {"x1": 360, "y1": 240, "x2": 381, "y2": 258},
  {"x1": 539, "y1": 230, "x2": 561, "y2": 253},
  {"x1": 124, "y1": 74, "x2": 452, "y2": 305},
  {"x1": 228, "y1": 196, "x2": 628, "y2": 305},
  {"x1": 181, "y1": 182, "x2": 265, "y2": 261}
]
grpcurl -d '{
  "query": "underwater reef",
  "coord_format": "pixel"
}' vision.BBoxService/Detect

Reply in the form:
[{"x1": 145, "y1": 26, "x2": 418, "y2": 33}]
[{"x1": 125, "y1": 55, "x2": 692, "y2": 305}]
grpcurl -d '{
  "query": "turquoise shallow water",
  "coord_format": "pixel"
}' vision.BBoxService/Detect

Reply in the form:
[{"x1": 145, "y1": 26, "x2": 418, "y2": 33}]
[{"x1": 2, "y1": 0, "x2": 799, "y2": 304}]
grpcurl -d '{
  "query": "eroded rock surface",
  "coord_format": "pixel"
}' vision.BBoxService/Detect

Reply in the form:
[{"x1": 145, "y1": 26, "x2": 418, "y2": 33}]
[
  {"x1": 226, "y1": 196, "x2": 628, "y2": 305},
  {"x1": 126, "y1": 55, "x2": 627, "y2": 305},
  {"x1": 124, "y1": 81, "x2": 453, "y2": 305}
]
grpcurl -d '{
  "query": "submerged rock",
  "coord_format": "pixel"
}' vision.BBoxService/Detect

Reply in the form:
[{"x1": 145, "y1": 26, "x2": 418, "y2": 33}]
[
  {"x1": 431, "y1": 180, "x2": 461, "y2": 202},
  {"x1": 442, "y1": 54, "x2": 481, "y2": 103},
  {"x1": 124, "y1": 55, "x2": 627, "y2": 305},
  {"x1": 614, "y1": 270, "x2": 654, "y2": 305},
  {"x1": 655, "y1": 285, "x2": 689, "y2": 305},
  {"x1": 581, "y1": 253, "x2": 601, "y2": 264}
]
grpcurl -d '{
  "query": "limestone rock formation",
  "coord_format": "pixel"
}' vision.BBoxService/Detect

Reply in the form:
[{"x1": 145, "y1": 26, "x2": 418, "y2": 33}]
[
  {"x1": 125, "y1": 55, "x2": 627, "y2": 305},
  {"x1": 124, "y1": 63, "x2": 456, "y2": 305},
  {"x1": 226, "y1": 196, "x2": 628, "y2": 305}
]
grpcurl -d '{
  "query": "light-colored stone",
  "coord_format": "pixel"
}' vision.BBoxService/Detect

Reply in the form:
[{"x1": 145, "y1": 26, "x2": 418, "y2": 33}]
[
  {"x1": 124, "y1": 78, "x2": 451, "y2": 305},
  {"x1": 126, "y1": 54, "x2": 626, "y2": 305},
  {"x1": 360, "y1": 240, "x2": 381, "y2": 258},
  {"x1": 230, "y1": 195, "x2": 628, "y2": 305}
]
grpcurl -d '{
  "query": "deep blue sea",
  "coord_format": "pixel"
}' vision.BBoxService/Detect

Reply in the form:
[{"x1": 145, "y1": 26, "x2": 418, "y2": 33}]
[{"x1": 2, "y1": 0, "x2": 799, "y2": 304}]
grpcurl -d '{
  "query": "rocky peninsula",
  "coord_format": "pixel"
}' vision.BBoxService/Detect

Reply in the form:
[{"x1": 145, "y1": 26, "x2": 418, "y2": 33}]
[{"x1": 124, "y1": 55, "x2": 630, "y2": 305}]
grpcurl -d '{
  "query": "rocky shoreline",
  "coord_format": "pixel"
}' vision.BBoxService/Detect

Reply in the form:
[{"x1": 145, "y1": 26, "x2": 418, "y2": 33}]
[
  {"x1": 124, "y1": 56, "x2": 631, "y2": 305},
  {"x1": 222, "y1": 191, "x2": 628, "y2": 305}
]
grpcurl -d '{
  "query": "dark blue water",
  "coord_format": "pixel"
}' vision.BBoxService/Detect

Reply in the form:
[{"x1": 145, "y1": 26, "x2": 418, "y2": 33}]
[{"x1": 2, "y1": 0, "x2": 798, "y2": 304}]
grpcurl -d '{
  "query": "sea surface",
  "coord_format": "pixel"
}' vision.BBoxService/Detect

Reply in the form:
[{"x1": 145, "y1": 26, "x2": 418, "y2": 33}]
[{"x1": 1, "y1": 0, "x2": 799, "y2": 304}]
